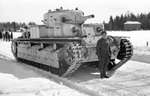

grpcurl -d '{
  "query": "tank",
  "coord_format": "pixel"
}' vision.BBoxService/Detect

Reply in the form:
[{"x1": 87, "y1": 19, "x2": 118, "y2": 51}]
[{"x1": 11, "y1": 8, "x2": 133, "y2": 77}]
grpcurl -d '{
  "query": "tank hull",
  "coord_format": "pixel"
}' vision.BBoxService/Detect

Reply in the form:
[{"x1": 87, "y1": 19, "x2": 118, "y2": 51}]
[
  {"x1": 11, "y1": 8, "x2": 133, "y2": 77},
  {"x1": 11, "y1": 36, "x2": 133, "y2": 77},
  {"x1": 11, "y1": 38, "x2": 86, "y2": 76}
]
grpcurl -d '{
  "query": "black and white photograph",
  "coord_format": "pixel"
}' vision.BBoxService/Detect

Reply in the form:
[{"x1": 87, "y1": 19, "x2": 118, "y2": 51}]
[{"x1": 0, "y1": 0, "x2": 150, "y2": 96}]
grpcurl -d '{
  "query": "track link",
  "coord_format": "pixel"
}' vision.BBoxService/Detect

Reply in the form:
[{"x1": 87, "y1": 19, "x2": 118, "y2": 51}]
[
  {"x1": 61, "y1": 42, "x2": 83, "y2": 77},
  {"x1": 110, "y1": 39, "x2": 133, "y2": 71}
]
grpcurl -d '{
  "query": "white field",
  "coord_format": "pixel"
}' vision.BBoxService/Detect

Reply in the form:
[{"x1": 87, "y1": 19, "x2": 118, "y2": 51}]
[
  {"x1": 107, "y1": 30, "x2": 150, "y2": 46},
  {"x1": 12, "y1": 32, "x2": 22, "y2": 39},
  {"x1": 0, "y1": 30, "x2": 150, "y2": 96}
]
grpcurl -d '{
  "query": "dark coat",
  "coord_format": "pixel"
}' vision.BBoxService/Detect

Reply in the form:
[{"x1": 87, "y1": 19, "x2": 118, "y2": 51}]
[
  {"x1": 96, "y1": 37, "x2": 111, "y2": 77},
  {"x1": 96, "y1": 38, "x2": 111, "y2": 58}
]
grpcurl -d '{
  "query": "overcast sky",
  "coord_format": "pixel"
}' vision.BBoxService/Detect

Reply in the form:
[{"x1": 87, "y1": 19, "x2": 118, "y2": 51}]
[{"x1": 0, "y1": 0, "x2": 150, "y2": 24}]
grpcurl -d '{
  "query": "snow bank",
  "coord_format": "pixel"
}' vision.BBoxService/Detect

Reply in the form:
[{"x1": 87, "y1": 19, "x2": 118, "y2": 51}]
[
  {"x1": 0, "y1": 58, "x2": 89, "y2": 96},
  {"x1": 131, "y1": 46, "x2": 150, "y2": 63},
  {"x1": 0, "y1": 72, "x2": 89, "y2": 96}
]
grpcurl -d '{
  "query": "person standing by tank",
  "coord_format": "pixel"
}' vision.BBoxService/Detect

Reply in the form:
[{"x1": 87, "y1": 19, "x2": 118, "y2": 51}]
[
  {"x1": 96, "y1": 31, "x2": 111, "y2": 79},
  {"x1": 0, "y1": 31, "x2": 2, "y2": 39},
  {"x1": 10, "y1": 31, "x2": 13, "y2": 40}
]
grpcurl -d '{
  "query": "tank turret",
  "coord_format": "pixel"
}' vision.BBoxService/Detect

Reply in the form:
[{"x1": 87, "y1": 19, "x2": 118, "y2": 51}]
[
  {"x1": 43, "y1": 9, "x2": 94, "y2": 26},
  {"x1": 31, "y1": 8, "x2": 95, "y2": 38}
]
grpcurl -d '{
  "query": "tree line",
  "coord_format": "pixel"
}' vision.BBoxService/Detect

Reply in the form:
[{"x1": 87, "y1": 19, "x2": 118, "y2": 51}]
[
  {"x1": 104, "y1": 11, "x2": 150, "y2": 30},
  {"x1": 0, "y1": 22, "x2": 36, "y2": 32},
  {"x1": 1, "y1": 11, "x2": 150, "y2": 32}
]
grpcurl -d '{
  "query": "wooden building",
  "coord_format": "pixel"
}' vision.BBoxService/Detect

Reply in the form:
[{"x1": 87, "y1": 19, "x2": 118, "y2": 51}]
[{"x1": 124, "y1": 21, "x2": 141, "y2": 31}]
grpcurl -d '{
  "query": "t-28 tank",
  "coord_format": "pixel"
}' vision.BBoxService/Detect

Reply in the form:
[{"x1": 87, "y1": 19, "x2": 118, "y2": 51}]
[{"x1": 11, "y1": 8, "x2": 133, "y2": 77}]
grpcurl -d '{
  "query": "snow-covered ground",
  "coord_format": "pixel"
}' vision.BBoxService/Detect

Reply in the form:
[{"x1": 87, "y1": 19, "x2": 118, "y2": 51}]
[
  {"x1": 0, "y1": 38, "x2": 89, "y2": 95},
  {"x1": 0, "y1": 56, "x2": 88, "y2": 96},
  {"x1": 1, "y1": 31, "x2": 150, "y2": 96},
  {"x1": 0, "y1": 59, "x2": 89, "y2": 96},
  {"x1": 0, "y1": 71, "x2": 88, "y2": 96},
  {"x1": 108, "y1": 30, "x2": 150, "y2": 46},
  {"x1": 12, "y1": 32, "x2": 22, "y2": 39}
]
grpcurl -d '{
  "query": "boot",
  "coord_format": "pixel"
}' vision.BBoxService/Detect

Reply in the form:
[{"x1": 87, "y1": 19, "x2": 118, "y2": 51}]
[
  {"x1": 103, "y1": 75, "x2": 109, "y2": 78},
  {"x1": 100, "y1": 75, "x2": 104, "y2": 79}
]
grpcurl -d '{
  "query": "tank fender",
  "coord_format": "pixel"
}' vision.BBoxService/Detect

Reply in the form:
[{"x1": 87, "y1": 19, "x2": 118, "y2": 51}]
[{"x1": 107, "y1": 36, "x2": 122, "y2": 59}]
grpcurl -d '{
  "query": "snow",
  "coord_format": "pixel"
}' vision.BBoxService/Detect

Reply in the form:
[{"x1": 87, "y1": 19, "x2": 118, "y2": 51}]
[
  {"x1": 0, "y1": 58, "x2": 39, "y2": 79},
  {"x1": 1, "y1": 31, "x2": 150, "y2": 96},
  {"x1": 0, "y1": 58, "x2": 89, "y2": 96},
  {"x1": 68, "y1": 61, "x2": 150, "y2": 95},
  {"x1": 0, "y1": 73, "x2": 88, "y2": 96},
  {"x1": 108, "y1": 30, "x2": 150, "y2": 46},
  {"x1": 124, "y1": 21, "x2": 141, "y2": 24},
  {"x1": 12, "y1": 32, "x2": 22, "y2": 39},
  {"x1": 0, "y1": 32, "x2": 89, "y2": 96}
]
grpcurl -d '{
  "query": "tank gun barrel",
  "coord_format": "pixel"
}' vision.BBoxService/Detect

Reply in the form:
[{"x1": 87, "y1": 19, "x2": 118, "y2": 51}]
[{"x1": 82, "y1": 14, "x2": 94, "y2": 21}]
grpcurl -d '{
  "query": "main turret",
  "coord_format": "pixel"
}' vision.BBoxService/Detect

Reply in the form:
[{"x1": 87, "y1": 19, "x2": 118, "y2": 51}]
[
  {"x1": 30, "y1": 8, "x2": 94, "y2": 38},
  {"x1": 42, "y1": 8, "x2": 94, "y2": 27}
]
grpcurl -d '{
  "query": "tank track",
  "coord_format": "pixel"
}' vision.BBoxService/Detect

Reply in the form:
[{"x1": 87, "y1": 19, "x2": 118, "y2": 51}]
[
  {"x1": 60, "y1": 42, "x2": 83, "y2": 77},
  {"x1": 62, "y1": 62, "x2": 82, "y2": 77},
  {"x1": 110, "y1": 39, "x2": 133, "y2": 71},
  {"x1": 11, "y1": 40, "x2": 83, "y2": 77}
]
